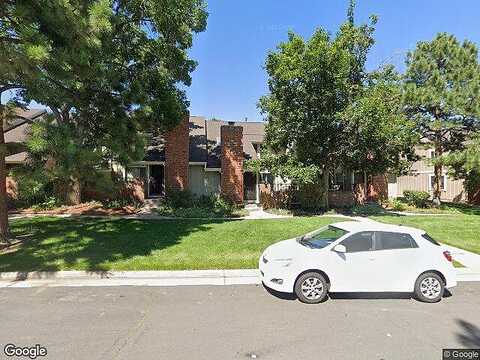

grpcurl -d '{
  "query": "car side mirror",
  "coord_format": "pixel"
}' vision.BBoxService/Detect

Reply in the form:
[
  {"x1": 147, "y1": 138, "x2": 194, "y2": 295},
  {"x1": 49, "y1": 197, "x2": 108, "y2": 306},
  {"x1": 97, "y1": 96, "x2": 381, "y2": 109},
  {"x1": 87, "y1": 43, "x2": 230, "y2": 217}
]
[{"x1": 333, "y1": 244, "x2": 346, "y2": 253}]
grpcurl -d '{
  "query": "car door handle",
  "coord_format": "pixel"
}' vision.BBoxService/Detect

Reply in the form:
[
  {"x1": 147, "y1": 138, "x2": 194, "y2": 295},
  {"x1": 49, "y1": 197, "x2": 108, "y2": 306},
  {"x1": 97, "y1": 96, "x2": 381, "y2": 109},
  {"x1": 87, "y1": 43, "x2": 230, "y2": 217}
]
[{"x1": 368, "y1": 257, "x2": 376, "y2": 261}]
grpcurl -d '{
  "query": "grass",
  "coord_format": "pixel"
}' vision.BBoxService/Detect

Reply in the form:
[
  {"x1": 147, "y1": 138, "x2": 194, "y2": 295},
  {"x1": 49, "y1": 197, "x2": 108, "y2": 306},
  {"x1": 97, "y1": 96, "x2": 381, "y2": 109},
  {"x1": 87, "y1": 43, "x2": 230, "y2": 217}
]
[
  {"x1": 386, "y1": 200, "x2": 480, "y2": 215},
  {"x1": 370, "y1": 214, "x2": 480, "y2": 255},
  {"x1": 0, "y1": 216, "x2": 342, "y2": 272}
]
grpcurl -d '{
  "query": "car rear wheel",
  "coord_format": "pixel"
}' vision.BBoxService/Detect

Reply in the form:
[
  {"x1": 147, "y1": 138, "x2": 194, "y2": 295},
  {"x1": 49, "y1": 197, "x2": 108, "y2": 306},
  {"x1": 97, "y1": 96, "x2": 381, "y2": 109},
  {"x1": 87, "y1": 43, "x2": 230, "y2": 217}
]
[
  {"x1": 294, "y1": 272, "x2": 328, "y2": 304},
  {"x1": 414, "y1": 272, "x2": 445, "y2": 303}
]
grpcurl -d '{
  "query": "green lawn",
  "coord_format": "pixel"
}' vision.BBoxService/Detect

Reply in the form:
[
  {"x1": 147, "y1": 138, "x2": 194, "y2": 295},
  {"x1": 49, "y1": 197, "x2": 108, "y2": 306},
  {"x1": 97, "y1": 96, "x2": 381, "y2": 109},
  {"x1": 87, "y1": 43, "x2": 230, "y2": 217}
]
[
  {"x1": 370, "y1": 215, "x2": 480, "y2": 255},
  {"x1": 0, "y1": 216, "x2": 342, "y2": 272}
]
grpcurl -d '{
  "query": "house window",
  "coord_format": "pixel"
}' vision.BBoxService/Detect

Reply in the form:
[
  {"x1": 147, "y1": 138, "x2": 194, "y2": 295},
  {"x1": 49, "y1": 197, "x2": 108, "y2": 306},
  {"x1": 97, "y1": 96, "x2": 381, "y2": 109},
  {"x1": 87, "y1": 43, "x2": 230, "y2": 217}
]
[
  {"x1": 429, "y1": 174, "x2": 446, "y2": 191},
  {"x1": 428, "y1": 149, "x2": 437, "y2": 159}
]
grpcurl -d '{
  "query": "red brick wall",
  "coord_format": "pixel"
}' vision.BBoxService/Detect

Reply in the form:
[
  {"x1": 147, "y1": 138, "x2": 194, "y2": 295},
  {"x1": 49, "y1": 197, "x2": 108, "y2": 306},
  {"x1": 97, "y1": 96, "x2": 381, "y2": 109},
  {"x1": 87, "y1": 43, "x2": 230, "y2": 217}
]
[
  {"x1": 165, "y1": 115, "x2": 189, "y2": 192},
  {"x1": 328, "y1": 191, "x2": 356, "y2": 207},
  {"x1": 221, "y1": 125, "x2": 244, "y2": 204},
  {"x1": 368, "y1": 175, "x2": 388, "y2": 201}
]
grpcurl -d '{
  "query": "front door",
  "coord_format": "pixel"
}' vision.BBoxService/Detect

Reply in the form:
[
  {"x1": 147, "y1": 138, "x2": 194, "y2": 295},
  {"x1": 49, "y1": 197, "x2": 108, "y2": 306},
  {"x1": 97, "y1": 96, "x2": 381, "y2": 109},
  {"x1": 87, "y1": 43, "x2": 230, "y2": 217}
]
[
  {"x1": 244, "y1": 172, "x2": 257, "y2": 202},
  {"x1": 149, "y1": 165, "x2": 164, "y2": 196}
]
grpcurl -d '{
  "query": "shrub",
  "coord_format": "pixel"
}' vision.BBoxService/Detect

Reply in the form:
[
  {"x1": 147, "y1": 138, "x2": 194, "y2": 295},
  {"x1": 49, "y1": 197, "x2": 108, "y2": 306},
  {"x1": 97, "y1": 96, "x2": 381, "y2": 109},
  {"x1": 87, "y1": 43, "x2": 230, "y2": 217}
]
[
  {"x1": 10, "y1": 168, "x2": 55, "y2": 208},
  {"x1": 102, "y1": 197, "x2": 143, "y2": 209},
  {"x1": 350, "y1": 203, "x2": 386, "y2": 216},
  {"x1": 403, "y1": 190, "x2": 430, "y2": 208},
  {"x1": 390, "y1": 199, "x2": 407, "y2": 211},
  {"x1": 30, "y1": 196, "x2": 61, "y2": 211},
  {"x1": 166, "y1": 189, "x2": 194, "y2": 208},
  {"x1": 156, "y1": 193, "x2": 236, "y2": 218}
]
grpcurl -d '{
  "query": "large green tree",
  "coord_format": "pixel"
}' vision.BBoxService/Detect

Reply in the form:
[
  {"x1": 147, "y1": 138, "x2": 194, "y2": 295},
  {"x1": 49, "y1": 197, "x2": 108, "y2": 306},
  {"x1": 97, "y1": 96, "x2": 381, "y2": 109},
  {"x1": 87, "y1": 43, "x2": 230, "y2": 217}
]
[
  {"x1": 0, "y1": 0, "x2": 207, "y2": 240},
  {"x1": 403, "y1": 33, "x2": 480, "y2": 205},
  {"x1": 257, "y1": 4, "x2": 377, "y2": 208},
  {"x1": 340, "y1": 67, "x2": 419, "y2": 177}
]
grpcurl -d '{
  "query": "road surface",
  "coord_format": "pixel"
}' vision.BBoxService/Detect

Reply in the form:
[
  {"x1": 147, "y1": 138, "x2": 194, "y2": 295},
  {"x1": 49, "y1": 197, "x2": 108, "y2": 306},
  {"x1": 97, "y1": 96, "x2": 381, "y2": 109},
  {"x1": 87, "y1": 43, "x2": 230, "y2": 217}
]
[{"x1": 1, "y1": 283, "x2": 479, "y2": 360}]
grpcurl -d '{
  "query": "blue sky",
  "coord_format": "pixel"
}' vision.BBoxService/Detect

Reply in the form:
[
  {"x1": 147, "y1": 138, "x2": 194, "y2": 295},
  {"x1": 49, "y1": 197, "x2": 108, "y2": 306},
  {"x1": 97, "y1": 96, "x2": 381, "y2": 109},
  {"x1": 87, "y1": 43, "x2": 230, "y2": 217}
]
[
  {"x1": 5, "y1": 0, "x2": 479, "y2": 121},
  {"x1": 187, "y1": 0, "x2": 480, "y2": 121}
]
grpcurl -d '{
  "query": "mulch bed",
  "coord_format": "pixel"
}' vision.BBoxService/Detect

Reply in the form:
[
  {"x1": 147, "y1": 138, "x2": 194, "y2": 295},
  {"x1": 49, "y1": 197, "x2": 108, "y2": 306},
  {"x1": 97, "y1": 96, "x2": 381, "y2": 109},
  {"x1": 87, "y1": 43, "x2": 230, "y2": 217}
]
[{"x1": 10, "y1": 202, "x2": 141, "y2": 217}]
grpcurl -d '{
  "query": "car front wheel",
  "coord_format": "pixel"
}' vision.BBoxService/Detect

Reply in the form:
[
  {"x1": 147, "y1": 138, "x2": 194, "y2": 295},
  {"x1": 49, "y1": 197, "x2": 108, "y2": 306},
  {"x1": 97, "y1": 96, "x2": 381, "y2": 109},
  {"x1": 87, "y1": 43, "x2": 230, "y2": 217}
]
[
  {"x1": 414, "y1": 272, "x2": 445, "y2": 303},
  {"x1": 294, "y1": 272, "x2": 328, "y2": 304}
]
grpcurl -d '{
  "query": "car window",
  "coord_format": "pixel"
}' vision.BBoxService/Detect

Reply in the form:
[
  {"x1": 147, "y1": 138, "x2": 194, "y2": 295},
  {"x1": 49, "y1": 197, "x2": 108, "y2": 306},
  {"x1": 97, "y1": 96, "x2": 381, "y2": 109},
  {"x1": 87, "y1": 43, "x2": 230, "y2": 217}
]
[
  {"x1": 375, "y1": 231, "x2": 418, "y2": 250},
  {"x1": 340, "y1": 232, "x2": 374, "y2": 253},
  {"x1": 299, "y1": 226, "x2": 348, "y2": 249},
  {"x1": 421, "y1": 233, "x2": 440, "y2": 246}
]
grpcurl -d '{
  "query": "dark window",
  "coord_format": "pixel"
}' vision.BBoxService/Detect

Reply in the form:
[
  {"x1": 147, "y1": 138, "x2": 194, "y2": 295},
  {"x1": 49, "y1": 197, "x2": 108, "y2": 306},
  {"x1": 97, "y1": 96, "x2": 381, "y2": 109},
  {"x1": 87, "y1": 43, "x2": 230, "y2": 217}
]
[
  {"x1": 421, "y1": 233, "x2": 441, "y2": 246},
  {"x1": 375, "y1": 232, "x2": 418, "y2": 250},
  {"x1": 340, "y1": 232, "x2": 374, "y2": 253}
]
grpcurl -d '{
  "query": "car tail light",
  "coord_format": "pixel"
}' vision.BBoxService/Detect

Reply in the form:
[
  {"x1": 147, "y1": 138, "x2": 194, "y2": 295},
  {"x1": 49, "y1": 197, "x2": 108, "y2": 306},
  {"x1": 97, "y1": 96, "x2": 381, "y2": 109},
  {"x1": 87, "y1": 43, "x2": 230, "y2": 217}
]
[{"x1": 443, "y1": 251, "x2": 452, "y2": 262}]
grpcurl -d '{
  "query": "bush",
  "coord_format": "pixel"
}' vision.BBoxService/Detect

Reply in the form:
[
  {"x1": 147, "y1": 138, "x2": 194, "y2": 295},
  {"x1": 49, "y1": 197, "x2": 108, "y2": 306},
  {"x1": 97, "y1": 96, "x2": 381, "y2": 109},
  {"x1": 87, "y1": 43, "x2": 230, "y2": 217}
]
[
  {"x1": 166, "y1": 190, "x2": 194, "y2": 208},
  {"x1": 30, "y1": 196, "x2": 61, "y2": 211},
  {"x1": 156, "y1": 193, "x2": 237, "y2": 218},
  {"x1": 11, "y1": 168, "x2": 55, "y2": 208},
  {"x1": 102, "y1": 198, "x2": 142, "y2": 209},
  {"x1": 403, "y1": 190, "x2": 430, "y2": 208},
  {"x1": 350, "y1": 203, "x2": 386, "y2": 216},
  {"x1": 390, "y1": 199, "x2": 407, "y2": 211}
]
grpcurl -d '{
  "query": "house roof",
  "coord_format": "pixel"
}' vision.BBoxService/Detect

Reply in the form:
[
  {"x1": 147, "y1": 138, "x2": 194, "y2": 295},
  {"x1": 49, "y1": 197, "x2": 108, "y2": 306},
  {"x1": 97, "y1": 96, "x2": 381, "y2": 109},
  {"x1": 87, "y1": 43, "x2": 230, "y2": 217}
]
[
  {"x1": 142, "y1": 116, "x2": 266, "y2": 167},
  {"x1": 204, "y1": 119, "x2": 265, "y2": 168},
  {"x1": 5, "y1": 108, "x2": 47, "y2": 164}
]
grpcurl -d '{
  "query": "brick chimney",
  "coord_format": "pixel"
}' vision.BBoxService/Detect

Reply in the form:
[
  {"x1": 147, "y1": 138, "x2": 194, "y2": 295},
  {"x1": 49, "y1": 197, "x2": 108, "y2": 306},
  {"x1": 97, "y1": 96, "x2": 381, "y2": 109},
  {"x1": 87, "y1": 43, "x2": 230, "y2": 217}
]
[
  {"x1": 221, "y1": 123, "x2": 244, "y2": 204},
  {"x1": 164, "y1": 114, "x2": 189, "y2": 192}
]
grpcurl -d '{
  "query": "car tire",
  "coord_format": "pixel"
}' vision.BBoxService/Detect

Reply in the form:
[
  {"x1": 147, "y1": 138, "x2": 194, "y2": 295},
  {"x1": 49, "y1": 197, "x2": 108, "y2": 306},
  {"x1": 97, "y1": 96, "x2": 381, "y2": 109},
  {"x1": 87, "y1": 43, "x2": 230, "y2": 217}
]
[
  {"x1": 414, "y1": 272, "x2": 445, "y2": 303},
  {"x1": 294, "y1": 272, "x2": 328, "y2": 304}
]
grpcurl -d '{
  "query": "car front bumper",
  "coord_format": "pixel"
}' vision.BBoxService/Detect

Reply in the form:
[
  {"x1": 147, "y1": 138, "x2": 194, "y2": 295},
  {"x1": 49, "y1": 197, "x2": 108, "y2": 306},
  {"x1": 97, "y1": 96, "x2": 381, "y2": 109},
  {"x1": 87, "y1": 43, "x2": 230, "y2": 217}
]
[{"x1": 259, "y1": 253, "x2": 296, "y2": 293}]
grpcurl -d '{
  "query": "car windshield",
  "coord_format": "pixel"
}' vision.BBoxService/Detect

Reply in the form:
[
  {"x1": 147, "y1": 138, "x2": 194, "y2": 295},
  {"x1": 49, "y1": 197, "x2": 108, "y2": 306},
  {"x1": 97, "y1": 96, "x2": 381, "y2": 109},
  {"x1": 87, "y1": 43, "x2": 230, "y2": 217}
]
[{"x1": 297, "y1": 226, "x2": 348, "y2": 249}]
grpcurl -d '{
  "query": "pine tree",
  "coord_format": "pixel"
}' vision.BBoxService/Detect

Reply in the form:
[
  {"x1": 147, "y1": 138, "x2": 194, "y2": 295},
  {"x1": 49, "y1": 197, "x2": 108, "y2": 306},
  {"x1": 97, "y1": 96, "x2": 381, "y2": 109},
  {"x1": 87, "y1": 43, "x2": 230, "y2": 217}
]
[{"x1": 404, "y1": 33, "x2": 480, "y2": 205}]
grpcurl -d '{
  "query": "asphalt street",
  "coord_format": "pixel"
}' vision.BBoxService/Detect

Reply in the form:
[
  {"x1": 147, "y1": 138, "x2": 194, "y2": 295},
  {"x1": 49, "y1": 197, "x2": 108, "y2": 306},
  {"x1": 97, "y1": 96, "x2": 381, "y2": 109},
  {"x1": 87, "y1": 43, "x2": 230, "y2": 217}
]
[{"x1": 1, "y1": 283, "x2": 479, "y2": 360}]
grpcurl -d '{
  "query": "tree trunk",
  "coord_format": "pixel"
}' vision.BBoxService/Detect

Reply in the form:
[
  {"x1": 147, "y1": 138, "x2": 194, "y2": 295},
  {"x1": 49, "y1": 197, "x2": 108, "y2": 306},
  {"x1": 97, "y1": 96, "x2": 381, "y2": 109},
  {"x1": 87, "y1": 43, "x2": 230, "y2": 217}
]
[
  {"x1": 65, "y1": 176, "x2": 81, "y2": 205},
  {"x1": 432, "y1": 143, "x2": 443, "y2": 207},
  {"x1": 0, "y1": 112, "x2": 10, "y2": 243},
  {"x1": 323, "y1": 170, "x2": 329, "y2": 210}
]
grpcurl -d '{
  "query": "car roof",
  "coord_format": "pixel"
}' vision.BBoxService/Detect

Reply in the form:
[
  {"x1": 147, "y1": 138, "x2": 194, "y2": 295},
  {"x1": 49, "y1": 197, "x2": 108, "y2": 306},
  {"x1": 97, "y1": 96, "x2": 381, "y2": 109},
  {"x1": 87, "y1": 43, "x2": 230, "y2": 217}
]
[{"x1": 331, "y1": 221, "x2": 425, "y2": 235}]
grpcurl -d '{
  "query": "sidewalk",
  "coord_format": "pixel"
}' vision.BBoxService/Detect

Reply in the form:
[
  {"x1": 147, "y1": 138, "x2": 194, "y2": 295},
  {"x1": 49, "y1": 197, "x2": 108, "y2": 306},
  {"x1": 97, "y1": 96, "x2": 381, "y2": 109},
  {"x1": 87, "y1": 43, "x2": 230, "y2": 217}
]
[{"x1": 0, "y1": 267, "x2": 478, "y2": 288}]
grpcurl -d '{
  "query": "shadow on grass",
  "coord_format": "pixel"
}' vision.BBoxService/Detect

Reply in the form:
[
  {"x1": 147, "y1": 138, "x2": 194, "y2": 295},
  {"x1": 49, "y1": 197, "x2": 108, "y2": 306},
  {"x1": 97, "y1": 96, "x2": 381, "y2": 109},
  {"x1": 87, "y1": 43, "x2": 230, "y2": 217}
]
[{"x1": 0, "y1": 217, "x2": 228, "y2": 272}]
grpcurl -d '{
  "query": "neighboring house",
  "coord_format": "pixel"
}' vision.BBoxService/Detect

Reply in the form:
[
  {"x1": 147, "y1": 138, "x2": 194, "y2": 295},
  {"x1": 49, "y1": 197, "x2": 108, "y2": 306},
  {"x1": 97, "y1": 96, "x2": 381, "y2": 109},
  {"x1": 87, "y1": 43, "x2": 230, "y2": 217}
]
[
  {"x1": 123, "y1": 115, "x2": 265, "y2": 204},
  {"x1": 5, "y1": 108, "x2": 47, "y2": 170},
  {"x1": 387, "y1": 146, "x2": 467, "y2": 202},
  {"x1": 6, "y1": 108, "x2": 474, "y2": 205}
]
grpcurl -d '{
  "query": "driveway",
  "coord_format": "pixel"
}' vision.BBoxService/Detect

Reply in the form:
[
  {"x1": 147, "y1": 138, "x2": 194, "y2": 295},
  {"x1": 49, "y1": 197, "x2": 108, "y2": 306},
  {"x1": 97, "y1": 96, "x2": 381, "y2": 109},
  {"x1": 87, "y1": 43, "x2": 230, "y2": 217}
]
[{"x1": 1, "y1": 283, "x2": 479, "y2": 360}]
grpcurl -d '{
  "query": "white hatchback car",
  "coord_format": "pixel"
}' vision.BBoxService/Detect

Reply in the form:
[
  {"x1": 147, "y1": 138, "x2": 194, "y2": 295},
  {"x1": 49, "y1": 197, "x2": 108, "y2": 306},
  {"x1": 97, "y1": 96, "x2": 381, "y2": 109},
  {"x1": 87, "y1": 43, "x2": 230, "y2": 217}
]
[{"x1": 259, "y1": 221, "x2": 457, "y2": 303}]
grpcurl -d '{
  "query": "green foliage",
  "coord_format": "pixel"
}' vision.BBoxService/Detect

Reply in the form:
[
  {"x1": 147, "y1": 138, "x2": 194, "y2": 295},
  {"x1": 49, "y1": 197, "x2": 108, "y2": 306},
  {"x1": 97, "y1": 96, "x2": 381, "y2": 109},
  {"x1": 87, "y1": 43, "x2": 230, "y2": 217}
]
[
  {"x1": 403, "y1": 33, "x2": 480, "y2": 202},
  {"x1": 102, "y1": 198, "x2": 142, "y2": 210},
  {"x1": 166, "y1": 190, "x2": 195, "y2": 209},
  {"x1": 297, "y1": 183, "x2": 328, "y2": 211},
  {"x1": 257, "y1": 4, "x2": 417, "y2": 212},
  {"x1": 21, "y1": 118, "x2": 102, "y2": 202},
  {"x1": 30, "y1": 197, "x2": 61, "y2": 211},
  {"x1": 158, "y1": 192, "x2": 237, "y2": 218},
  {"x1": 442, "y1": 133, "x2": 480, "y2": 201},
  {"x1": 390, "y1": 199, "x2": 407, "y2": 211},
  {"x1": 350, "y1": 203, "x2": 387, "y2": 216},
  {"x1": 403, "y1": 190, "x2": 431, "y2": 208},
  {"x1": 340, "y1": 66, "x2": 419, "y2": 175},
  {"x1": 9, "y1": 167, "x2": 54, "y2": 207}
]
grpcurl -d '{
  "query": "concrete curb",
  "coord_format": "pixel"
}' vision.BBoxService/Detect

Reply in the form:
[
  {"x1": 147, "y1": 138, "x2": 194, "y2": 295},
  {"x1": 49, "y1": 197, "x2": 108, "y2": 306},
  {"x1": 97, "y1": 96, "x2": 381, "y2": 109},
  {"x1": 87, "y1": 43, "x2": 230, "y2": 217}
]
[
  {"x1": 0, "y1": 270, "x2": 262, "y2": 288},
  {"x1": 0, "y1": 268, "x2": 478, "y2": 288}
]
